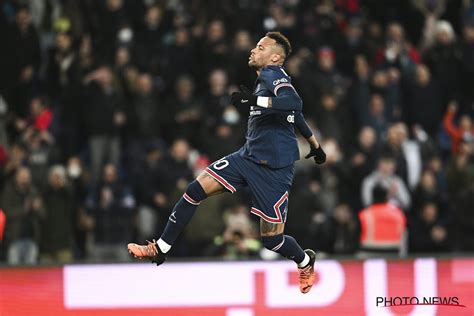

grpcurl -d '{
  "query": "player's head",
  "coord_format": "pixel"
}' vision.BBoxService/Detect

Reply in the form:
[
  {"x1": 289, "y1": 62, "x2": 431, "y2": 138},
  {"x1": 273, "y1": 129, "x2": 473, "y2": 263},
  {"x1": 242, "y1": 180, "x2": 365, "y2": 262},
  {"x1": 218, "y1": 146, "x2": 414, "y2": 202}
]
[{"x1": 248, "y1": 32, "x2": 292, "y2": 70}]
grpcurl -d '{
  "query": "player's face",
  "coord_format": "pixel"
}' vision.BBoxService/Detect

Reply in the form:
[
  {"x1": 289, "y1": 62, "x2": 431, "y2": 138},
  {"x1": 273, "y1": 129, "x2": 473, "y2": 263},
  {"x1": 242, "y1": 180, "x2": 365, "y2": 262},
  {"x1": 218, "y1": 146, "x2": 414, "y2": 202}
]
[{"x1": 248, "y1": 37, "x2": 278, "y2": 70}]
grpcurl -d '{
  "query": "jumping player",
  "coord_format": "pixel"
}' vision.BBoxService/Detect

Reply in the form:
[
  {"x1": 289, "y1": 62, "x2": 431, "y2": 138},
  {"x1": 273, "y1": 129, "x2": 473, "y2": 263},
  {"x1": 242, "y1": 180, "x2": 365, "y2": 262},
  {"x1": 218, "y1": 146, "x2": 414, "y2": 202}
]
[{"x1": 128, "y1": 32, "x2": 326, "y2": 294}]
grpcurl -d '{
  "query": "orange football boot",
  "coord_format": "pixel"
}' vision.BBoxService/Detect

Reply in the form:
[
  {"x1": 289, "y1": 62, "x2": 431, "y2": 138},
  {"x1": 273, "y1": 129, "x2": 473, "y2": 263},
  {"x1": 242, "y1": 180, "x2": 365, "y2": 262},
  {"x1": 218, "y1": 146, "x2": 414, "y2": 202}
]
[
  {"x1": 127, "y1": 239, "x2": 167, "y2": 266},
  {"x1": 298, "y1": 249, "x2": 316, "y2": 293}
]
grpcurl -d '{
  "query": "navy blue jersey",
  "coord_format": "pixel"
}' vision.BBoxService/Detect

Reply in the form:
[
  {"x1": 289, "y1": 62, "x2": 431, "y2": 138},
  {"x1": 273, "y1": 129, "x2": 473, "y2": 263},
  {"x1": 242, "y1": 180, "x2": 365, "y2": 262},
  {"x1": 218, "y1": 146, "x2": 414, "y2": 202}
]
[{"x1": 238, "y1": 65, "x2": 304, "y2": 169}]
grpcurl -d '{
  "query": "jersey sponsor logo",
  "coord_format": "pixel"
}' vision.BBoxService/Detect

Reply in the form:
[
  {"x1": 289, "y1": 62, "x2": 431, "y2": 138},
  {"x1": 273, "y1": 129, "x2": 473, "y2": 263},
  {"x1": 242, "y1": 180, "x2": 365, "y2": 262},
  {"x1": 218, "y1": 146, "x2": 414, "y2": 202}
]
[
  {"x1": 287, "y1": 114, "x2": 294, "y2": 123},
  {"x1": 273, "y1": 78, "x2": 289, "y2": 86}
]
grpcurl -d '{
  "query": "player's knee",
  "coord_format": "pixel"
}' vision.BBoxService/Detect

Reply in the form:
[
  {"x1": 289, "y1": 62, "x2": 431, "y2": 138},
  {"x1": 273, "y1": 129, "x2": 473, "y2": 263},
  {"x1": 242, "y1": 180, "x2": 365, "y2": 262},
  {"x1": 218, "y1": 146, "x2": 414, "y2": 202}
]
[
  {"x1": 185, "y1": 180, "x2": 207, "y2": 203},
  {"x1": 262, "y1": 234, "x2": 284, "y2": 252}
]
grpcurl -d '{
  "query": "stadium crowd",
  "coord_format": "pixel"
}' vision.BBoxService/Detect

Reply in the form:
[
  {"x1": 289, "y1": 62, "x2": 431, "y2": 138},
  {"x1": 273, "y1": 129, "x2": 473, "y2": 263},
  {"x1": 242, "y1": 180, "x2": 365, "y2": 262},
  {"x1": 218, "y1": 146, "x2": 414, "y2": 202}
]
[{"x1": 0, "y1": 0, "x2": 473, "y2": 264}]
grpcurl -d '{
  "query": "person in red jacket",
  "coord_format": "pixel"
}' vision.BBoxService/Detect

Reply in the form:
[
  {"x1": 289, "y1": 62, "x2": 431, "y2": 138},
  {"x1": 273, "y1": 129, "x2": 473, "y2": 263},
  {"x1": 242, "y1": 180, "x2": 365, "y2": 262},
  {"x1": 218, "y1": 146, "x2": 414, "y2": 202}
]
[
  {"x1": 443, "y1": 102, "x2": 474, "y2": 155},
  {"x1": 359, "y1": 185, "x2": 406, "y2": 257}
]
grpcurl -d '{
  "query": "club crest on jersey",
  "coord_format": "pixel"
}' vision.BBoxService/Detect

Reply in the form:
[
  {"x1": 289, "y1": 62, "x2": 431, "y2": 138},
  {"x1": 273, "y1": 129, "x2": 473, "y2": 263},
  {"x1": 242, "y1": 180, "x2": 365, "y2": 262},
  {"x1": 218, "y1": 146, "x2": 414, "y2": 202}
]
[{"x1": 273, "y1": 78, "x2": 289, "y2": 86}]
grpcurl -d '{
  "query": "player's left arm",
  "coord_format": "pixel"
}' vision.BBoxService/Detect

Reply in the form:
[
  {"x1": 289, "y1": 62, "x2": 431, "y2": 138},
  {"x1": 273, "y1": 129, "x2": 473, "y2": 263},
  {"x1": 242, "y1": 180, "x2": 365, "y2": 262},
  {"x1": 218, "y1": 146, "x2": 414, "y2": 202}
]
[{"x1": 295, "y1": 112, "x2": 326, "y2": 164}]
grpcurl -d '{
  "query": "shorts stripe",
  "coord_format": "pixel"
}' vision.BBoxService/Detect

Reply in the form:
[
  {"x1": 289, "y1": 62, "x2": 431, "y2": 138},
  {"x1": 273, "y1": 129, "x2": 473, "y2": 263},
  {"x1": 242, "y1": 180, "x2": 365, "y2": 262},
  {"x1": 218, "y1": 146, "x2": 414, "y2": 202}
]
[
  {"x1": 183, "y1": 193, "x2": 200, "y2": 205},
  {"x1": 250, "y1": 191, "x2": 289, "y2": 224},
  {"x1": 205, "y1": 168, "x2": 236, "y2": 193},
  {"x1": 250, "y1": 207, "x2": 282, "y2": 223}
]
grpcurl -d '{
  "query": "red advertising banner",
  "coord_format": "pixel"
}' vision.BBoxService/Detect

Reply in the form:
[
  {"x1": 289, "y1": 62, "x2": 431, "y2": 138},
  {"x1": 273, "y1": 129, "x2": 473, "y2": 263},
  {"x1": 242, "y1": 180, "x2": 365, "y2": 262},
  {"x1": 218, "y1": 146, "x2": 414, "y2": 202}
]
[{"x1": 1, "y1": 258, "x2": 473, "y2": 315}]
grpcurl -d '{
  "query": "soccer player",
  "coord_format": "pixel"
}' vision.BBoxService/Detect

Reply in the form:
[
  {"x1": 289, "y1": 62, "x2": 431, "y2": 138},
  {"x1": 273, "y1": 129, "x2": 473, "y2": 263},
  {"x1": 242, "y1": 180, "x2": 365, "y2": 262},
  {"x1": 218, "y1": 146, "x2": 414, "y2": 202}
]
[{"x1": 128, "y1": 32, "x2": 326, "y2": 294}]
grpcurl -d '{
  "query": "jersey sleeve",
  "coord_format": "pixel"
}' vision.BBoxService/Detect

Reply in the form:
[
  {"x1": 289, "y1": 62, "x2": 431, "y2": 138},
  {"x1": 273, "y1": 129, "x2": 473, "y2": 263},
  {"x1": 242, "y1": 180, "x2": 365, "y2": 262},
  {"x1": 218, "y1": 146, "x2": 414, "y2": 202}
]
[
  {"x1": 259, "y1": 66, "x2": 295, "y2": 96},
  {"x1": 294, "y1": 112, "x2": 313, "y2": 138},
  {"x1": 259, "y1": 66, "x2": 302, "y2": 111}
]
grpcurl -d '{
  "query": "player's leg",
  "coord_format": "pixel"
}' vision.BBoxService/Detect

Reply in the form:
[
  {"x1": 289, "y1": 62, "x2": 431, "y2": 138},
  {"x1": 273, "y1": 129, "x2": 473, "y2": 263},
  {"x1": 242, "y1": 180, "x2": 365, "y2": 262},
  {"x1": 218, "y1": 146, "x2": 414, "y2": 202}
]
[
  {"x1": 260, "y1": 220, "x2": 316, "y2": 294},
  {"x1": 127, "y1": 172, "x2": 225, "y2": 264},
  {"x1": 157, "y1": 172, "x2": 225, "y2": 251},
  {"x1": 128, "y1": 153, "x2": 244, "y2": 265}
]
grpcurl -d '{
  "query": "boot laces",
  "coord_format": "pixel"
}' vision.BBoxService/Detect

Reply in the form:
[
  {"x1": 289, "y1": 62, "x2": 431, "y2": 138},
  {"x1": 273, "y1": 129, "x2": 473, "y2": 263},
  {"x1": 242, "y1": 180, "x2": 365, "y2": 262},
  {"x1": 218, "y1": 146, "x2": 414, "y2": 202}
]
[
  {"x1": 299, "y1": 265, "x2": 312, "y2": 280},
  {"x1": 144, "y1": 239, "x2": 158, "y2": 257}
]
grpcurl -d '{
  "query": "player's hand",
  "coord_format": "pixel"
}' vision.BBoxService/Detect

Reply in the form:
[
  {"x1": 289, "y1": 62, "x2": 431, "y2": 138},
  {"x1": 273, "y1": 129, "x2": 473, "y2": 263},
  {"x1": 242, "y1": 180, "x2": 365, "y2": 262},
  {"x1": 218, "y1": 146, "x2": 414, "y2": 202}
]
[
  {"x1": 305, "y1": 145, "x2": 326, "y2": 164},
  {"x1": 230, "y1": 85, "x2": 256, "y2": 107}
]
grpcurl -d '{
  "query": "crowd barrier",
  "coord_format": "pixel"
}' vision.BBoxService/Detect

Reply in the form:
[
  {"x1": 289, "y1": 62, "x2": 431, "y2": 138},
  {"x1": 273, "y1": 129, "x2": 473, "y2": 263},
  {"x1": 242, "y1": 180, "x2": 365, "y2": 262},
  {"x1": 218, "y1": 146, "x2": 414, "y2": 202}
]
[{"x1": 1, "y1": 257, "x2": 473, "y2": 315}]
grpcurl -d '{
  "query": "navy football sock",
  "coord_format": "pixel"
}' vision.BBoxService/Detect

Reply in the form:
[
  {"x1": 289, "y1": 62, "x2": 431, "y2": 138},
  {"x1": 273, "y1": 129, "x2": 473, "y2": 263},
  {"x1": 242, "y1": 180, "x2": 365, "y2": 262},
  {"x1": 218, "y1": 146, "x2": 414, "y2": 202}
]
[
  {"x1": 262, "y1": 234, "x2": 305, "y2": 264},
  {"x1": 160, "y1": 180, "x2": 207, "y2": 247}
]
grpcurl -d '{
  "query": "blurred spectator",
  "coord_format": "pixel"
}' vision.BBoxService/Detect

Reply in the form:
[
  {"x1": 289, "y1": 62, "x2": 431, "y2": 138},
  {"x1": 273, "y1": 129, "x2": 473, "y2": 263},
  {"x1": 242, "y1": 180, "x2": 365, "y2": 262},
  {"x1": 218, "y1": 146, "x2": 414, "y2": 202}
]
[
  {"x1": 358, "y1": 185, "x2": 406, "y2": 257},
  {"x1": 311, "y1": 46, "x2": 348, "y2": 100},
  {"x1": 165, "y1": 76, "x2": 202, "y2": 145},
  {"x1": 66, "y1": 156, "x2": 93, "y2": 259},
  {"x1": 162, "y1": 27, "x2": 196, "y2": 84},
  {"x1": 128, "y1": 72, "x2": 166, "y2": 157},
  {"x1": 132, "y1": 142, "x2": 170, "y2": 240},
  {"x1": 0, "y1": 208, "x2": 5, "y2": 241},
  {"x1": 451, "y1": 173, "x2": 474, "y2": 251},
  {"x1": 28, "y1": 96, "x2": 53, "y2": 132},
  {"x1": 443, "y1": 102, "x2": 474, "y2": 155},
  {"x1": 96, "y1": 0, "x2": 129, "y2": 62},
  {"x1": 2, "y1": 143, "x2": 28, "y2": 184},
  {"x1": 309, "y1": 138, "x2": 351, "y2": 213},
  {"x1": 363, "y1": 94, "x2": 389, "y2": 137},
  {"x1": 39, "y1": 165, "x2": 74, "y2": 263},
  {"x1": 402, "y1": 64, "x2": 443, "y2": 137},
  {"x1": 198, "y1": 19, "x2": 229, "y2": 74},
  {"x1": 375, "y1": 22, "x2": 419, "y2": 73},
  {"x1": 350, "y1": 55, "x2": 371, "y2": 129},
  {"x1": 412, "y1": 169, "x2": 445, "y2": 213},
  {"x1": 347, "y1": 126, "x2": 379, "y2": 210},
  {"x1": 398, "y1": 122, "x2": 422, "y2": 189},
  {"x1": 201, "y1": 69, "x2": 232, "y2": 134},
  {"x1": 134, "y1": 5, "x2": 166, "y2": 74},
  {"x1": 307, "y1": 203, "x2": 359, "y2": 255},
  {"x1": 0, "y1": 95, "x2": 8, "y2": 146},
  {"x1": 361, "y1": 155, "x2": 411, "y2": 210},
  {"x1": 315, "y1": 93, "x2": 351, "y2": 146},
  {"x1": 88, "y1": 163, "x2": 135, "y2": 262},
  {"x1": 445, "y1": 140, "x2": 474, "y2": 203},
  {"x1": 45, "y1": 32, "x2": 82, "y2": 159},
  {"x1": 205, "y1": 121, "x2": 242, "y2": 162},
  {"x1": 379, "y1": 124, "x2": 409, "y2": 183},
  {"x1": 335, "y1": 18, "x2": 371, "y2": 77},
  {"x1": 22, "y1": 128, "x2": 55, "y2": 190},
  {"x1": 460, "y1": 21, "x2": 474, "y2": 114},
  {"x1": 162, "y1": 139, "x2": 194, "y2": 199},
  {"x1": 423, "y1": 20, "x2": 462, "y2": 104},
  {"x1": 210, "y1": 203, "x2": 260, "y2": 260},
  {"x1": 230, "y1": 30, "x2": 256, "y2": 87},
  {"x1": 409, "y1": 202, "x2": 450, "y2": 253},
  {"x1": 2, "y1": 167, "x2": 43, "y2": 264},
  {"x1": 82, "y1": 66, "x2": 125, "y2": 183},
  {"x1": 301, "y1": 0, "x2": 339, "y2": 49},
  {"x1": 5, "y1": 7, "x2": 41, "y2": 124}
]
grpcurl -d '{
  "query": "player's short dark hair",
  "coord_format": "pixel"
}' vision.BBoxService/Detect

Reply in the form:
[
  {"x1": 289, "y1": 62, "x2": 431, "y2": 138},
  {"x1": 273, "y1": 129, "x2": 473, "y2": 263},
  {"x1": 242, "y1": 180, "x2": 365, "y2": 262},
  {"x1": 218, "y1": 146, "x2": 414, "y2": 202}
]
[{"x1": 265, "y1": 32, "x2": 292, "y2": 58}]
